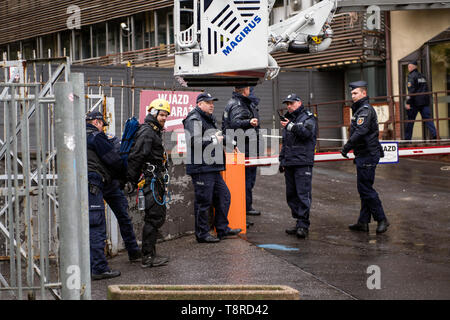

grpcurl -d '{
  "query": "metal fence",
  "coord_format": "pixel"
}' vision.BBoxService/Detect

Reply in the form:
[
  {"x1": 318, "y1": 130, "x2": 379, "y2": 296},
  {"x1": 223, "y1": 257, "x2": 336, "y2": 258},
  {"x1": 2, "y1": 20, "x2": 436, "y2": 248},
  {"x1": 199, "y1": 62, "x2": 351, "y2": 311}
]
[
  {"x1": 304, "y1": 90, "x2": 450, "y2": 151},
  {"x1": 0, "y1": 58, "x2": 90, "y2": 300}
]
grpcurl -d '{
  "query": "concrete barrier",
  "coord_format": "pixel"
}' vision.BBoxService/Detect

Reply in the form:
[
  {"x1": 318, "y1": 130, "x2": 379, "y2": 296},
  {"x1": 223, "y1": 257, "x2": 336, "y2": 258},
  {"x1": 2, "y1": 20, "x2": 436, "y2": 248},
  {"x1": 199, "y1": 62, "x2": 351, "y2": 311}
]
[{"x1": 107, "y1": 284, "x2": 300, "y2": 300}]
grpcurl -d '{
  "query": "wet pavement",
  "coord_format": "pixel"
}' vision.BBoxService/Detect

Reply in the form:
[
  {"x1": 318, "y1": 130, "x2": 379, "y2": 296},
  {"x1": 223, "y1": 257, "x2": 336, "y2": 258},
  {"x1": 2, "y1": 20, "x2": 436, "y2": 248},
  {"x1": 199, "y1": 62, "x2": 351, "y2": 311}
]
[{"x1": 92, "y1": 157, "x2": 450, "y2": 300}]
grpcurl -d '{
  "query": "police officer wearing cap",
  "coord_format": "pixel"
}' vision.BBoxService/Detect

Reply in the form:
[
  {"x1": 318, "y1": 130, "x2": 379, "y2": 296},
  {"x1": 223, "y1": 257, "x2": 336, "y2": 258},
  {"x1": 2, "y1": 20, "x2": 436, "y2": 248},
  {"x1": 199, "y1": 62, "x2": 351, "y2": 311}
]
[
  {"x1": 279, "y1": 94, "x2": 317, "y2": 239},
  {"x1": 341, "y1": 81, "x2": 389, "y2": 234},
  {"x1": 405, "y1": 61, "x2": 437, "y2": 140},
  {"x1": 86, "y1": 111, "x2": 139, "y2": 280},
  {"x1": 183, "y1": 92, "x2": 242, "y2": 243},
  {"x1": 127, "y1": 99, "x2": 171, "y2": 268},
  {"x1": 222, "y1": 86, "x2": 261, "y2": 217}
]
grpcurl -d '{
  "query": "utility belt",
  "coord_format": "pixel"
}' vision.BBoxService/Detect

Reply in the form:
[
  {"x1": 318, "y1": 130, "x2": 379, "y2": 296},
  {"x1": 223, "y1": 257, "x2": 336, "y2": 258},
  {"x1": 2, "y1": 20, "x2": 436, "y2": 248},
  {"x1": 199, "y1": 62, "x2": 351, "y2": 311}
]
[
  {"x1": 143, "y1": 163, "x2": 167, "y2": 181},
  {"x1": 139, "y1": 162, "x2": 171, "y2": 206}
]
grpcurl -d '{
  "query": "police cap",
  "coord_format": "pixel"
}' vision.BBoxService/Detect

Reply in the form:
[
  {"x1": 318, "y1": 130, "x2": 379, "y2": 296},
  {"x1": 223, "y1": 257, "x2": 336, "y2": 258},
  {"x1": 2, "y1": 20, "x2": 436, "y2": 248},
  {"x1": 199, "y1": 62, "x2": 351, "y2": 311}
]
[
  {"x1": 408, "y1": 60, "x2": 418, "y2": 66},
  {"x1": 196, "y1": 92, "x2": 218, "y2": 103},
  {"x1": 282, "y1": 93, "x2": 301, "y2": 104},
  {"x1": 349, "y1": 80, "x2": 368, "y2": 91},
  {"x1": 86, "y1": 111, "x2": 109, "y2": 126}
]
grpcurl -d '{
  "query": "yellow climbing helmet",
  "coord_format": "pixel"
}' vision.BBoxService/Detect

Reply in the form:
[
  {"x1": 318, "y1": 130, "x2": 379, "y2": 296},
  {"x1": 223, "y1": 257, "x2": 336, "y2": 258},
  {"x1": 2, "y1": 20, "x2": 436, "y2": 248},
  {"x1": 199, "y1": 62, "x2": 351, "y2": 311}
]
[{"x1": 147, "y1": 98, "x2": 171, "y2": 115}]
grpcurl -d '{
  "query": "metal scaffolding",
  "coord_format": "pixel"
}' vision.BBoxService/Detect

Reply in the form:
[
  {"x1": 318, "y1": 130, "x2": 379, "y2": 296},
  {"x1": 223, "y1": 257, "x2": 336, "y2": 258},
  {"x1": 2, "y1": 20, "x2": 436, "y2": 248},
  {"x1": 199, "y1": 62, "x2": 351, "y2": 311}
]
[{"x1": 0, "y1": 57, "x2": 90, "y2": 300}]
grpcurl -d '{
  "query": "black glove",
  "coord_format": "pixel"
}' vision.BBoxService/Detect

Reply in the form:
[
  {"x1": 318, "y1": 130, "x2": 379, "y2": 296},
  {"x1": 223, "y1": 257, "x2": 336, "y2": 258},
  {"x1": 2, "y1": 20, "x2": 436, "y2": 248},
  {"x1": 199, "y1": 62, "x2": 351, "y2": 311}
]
[
  {"x1": 341, "y1": 143, "x2": 351, "y2": 159},
  {"x1": 379, "y1": 145, "x2": 385, "y2": 158},
  {"x1": 279, "y1": 165, "x2": 285, "y2": 173}
]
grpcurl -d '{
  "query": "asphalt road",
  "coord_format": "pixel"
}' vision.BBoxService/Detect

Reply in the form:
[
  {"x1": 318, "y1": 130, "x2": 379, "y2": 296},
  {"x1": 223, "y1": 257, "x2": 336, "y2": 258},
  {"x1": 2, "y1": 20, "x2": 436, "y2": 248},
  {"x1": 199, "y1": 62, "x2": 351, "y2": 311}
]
[
  {"x1": 88, "y1": 157, "x2": 449, "y2": 300},
  {"x1": 245, "y1": 157, "x2": 450, "y2": 300}
]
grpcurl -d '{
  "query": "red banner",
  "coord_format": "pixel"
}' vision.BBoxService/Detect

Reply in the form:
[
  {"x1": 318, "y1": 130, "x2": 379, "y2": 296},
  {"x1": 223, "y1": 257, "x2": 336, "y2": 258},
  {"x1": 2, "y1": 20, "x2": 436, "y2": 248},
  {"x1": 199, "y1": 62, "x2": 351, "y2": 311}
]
[{"x1": 140, "y1": 90, "x2": 202, "y2": 132}]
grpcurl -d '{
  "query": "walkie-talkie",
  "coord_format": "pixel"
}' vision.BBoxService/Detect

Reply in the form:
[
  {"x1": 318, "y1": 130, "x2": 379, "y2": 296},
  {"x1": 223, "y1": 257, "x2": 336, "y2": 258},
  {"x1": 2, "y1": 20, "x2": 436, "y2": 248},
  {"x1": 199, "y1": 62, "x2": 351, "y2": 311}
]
[{"x1": 278, "y1": 110, "x2": 288, "y2": 121}]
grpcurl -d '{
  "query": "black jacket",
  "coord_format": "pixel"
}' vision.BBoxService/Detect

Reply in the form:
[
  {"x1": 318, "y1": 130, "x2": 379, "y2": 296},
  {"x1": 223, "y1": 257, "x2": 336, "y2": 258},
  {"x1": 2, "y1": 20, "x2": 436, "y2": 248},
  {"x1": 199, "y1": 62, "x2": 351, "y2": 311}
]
[
  {"x1": 407, "y1": 69, "x2": 430, "y2": 107},
  {"x1": 279, "y1": 106, "x2": 317, "y2": 167},
  {"x1": 183, "y1": 106, "x2": 225, "y2": 175},
  {"x1": 86, "y1": 124, "x2": 125, "y2": 184},
  {"x1": 127, "y1": 114, "x2": 166, "y2": 184},
  {"x1": 343, "y1": 97, "x2": 382, "y2": 157},
  {"x1": 222, "y1": 91, "x2": 261, "y2": 156}
]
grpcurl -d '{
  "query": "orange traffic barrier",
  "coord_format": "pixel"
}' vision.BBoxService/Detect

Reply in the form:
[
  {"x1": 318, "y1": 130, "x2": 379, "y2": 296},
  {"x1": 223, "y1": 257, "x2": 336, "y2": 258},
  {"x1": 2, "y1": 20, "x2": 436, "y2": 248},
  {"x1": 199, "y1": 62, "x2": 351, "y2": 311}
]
[{"x1": 220, "y1": 152, "x2": 246, "y2": 234}]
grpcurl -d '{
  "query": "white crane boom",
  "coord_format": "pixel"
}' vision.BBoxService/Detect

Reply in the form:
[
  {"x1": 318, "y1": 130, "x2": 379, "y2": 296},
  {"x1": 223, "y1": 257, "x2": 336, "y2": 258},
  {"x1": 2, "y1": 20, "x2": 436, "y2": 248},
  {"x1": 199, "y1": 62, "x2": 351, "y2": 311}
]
[{"x1": 174, "y1": 0, "x2": 337, "y2": 87}]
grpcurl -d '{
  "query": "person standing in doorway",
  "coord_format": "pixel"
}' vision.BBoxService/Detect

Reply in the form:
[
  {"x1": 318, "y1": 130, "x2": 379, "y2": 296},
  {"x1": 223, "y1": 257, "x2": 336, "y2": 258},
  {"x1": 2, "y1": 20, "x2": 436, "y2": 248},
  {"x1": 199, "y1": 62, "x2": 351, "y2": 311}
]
[{"x1": 404, "y1": 61, "x2": 437, "y2": 141}]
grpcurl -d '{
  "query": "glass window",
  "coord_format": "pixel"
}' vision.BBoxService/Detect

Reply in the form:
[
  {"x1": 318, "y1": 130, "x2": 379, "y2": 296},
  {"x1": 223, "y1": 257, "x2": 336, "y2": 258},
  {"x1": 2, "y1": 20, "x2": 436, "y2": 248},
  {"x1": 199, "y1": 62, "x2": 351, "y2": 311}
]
[
  {"x1": 157, "y1": 9, "x2": 168, "y2": 45},
  {"x1": 107, "y1": 21, "x2": 119, "y2": 54},
  {"x1": 135, "y1": 13, "x2": 145, "y2": 50},
  {"x1": 60, "y1": 30, "x2": 71, "y2": 57},
  {"x1": 119, "y1": 18, "x2": 131, "y2": 53},
  {"x1": 144, "y1": 11, "x2": 156, "y2": 48},
  {"x1": 72, "y1": 30, "x2": 82, "y2": 61},
  {"x1": 81, "y1": 27, "x2": 92, "y2": 59},
  {"x1": 93, "y1": 22, "x2": 106, "y2": 57},
  {"x1": 9, "y1": 42, "x2": 20, "y2": 60},
  {"x1": 22, "y1": 39, "x2": 37, "y2": 59},
  {"x1": 42, "y1": 34, "x2": 57, "y2": 58},
  {"x1": 0, "y1": 45, "x2": 7, "y2": 60},
  {"x1": 430, "y1": 41, "x2": 450, "y2": 138},
  {"x1": 168, "y1": 12, "x2": 174, "y2": 44}
]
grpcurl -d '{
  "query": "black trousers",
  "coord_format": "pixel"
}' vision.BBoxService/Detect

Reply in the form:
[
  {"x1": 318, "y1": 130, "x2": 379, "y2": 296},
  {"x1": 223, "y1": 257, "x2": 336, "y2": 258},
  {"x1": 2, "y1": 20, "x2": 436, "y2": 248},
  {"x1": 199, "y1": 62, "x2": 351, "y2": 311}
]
[
  {"x1": 245, "y1": 166, "x2": 257, "y2": 212},
  {"x1": 142, "y1": 177, "x2": 166, "y2": 256},
  {"x1": 284, "y1": 166, "x2": 313, "y2": 230},
  {"x1": 355, "y1": 154, "x2": 386, "y2": 224}
]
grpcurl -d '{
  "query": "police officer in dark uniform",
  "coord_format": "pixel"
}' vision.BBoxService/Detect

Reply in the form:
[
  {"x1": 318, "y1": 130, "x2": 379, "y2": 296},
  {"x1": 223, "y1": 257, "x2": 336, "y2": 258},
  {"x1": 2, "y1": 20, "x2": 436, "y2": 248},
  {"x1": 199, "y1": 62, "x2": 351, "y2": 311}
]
[
  {"x1": 86, "y1": 111, "x2": 129, "y2": 280},
  {"x1": 104, "y1": 134, "x2": 141, "y2": 261},
  {"x1": 405, "y1": 61, "x2": 437, "y2": 140},
  {"x1": 341, "y1": 81, "x2": 389, "y2": 234},
  {"x1": 222, "y1": 86, "x2": 261, "y2": 216},
  {"x1": 183, "y1": 92, "x2": 242, "y2": 243},
  {"x1": 127, "y1": 99, "x2": 171, "y2": 268},
  {"x1": 279, "y1": 94, "x2": 317, "y2": 239}
]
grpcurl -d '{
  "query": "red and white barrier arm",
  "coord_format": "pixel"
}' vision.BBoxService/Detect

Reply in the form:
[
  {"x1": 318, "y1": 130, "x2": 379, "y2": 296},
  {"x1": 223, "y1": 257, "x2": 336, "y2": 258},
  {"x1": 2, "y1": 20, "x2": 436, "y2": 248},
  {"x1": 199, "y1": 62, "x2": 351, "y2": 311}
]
[{"x1": 245, "y1": 145, "x2": 450, "y2": 167}]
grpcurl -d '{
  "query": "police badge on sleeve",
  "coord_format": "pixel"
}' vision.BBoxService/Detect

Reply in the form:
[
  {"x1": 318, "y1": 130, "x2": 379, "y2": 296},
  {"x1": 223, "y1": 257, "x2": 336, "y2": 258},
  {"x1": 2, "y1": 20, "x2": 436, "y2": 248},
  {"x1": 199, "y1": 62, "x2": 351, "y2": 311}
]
[{"x1": 357, "y1": 117, "x2": 365, "y2": 125}]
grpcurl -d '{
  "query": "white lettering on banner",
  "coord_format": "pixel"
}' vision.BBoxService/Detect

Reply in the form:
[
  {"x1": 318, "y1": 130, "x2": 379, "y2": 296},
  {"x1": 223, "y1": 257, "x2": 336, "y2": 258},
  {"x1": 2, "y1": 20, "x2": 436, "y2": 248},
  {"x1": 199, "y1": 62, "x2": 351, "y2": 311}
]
[{"x1": 157, "y1": 93, "x2": 190, "y2": 105}]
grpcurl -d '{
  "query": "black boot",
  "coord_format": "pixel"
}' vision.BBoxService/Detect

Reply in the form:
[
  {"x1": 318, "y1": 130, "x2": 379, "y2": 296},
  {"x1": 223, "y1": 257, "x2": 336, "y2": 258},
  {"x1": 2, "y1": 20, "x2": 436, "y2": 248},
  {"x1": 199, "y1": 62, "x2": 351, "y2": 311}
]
[
  {"x1": 285, "y1": 226, "x2": 298, "y2": 235},
  {"x1": 246, "y1": 209, "x2": 261, "y2": 216},
  {"x1": 296, "y1": 228, "x2": 309, "y2": 239},
  {"x1": 128, "y1": 250, "x2": 142, "y2": 262},
  {"x1": 141, "y1": 254, "x2": 169, "y2": 268},
  {"x1": 376, "y1": 219, "x2": 390, "y2": 234},
  {"x1": 348, "y1": 222, "x2": 369, "y2": 232},
  {"x1": 92, "y1": 269, "x2": 121, "y2": 281}
]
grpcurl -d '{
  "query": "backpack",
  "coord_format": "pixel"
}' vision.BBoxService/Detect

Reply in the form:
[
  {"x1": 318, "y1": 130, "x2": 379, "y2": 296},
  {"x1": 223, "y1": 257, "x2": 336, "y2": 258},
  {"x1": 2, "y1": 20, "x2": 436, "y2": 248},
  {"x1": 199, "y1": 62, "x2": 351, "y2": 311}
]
[{"x1": 119, "y1": 116, "x2": 140, "y2": 168}]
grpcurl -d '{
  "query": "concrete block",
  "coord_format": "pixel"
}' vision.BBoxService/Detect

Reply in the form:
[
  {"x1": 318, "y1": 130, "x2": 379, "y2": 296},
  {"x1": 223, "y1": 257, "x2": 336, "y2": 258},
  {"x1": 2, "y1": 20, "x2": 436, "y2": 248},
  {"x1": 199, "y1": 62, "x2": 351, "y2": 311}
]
[{"x1": 107, "y1": 284, "x2": 300, "y2": 300}]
